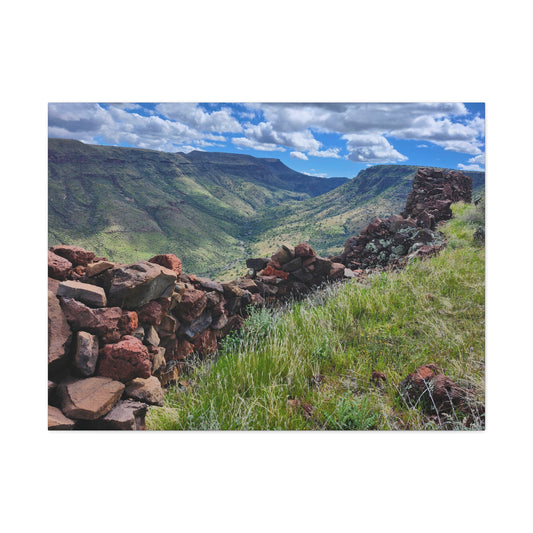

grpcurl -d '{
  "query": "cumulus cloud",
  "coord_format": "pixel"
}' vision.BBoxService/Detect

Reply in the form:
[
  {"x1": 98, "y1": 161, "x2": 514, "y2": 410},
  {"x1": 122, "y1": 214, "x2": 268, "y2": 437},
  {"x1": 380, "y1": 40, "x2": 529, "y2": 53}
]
[
  {"x1": 343, "y1": 134, "x2": 408, "y2": 163},
  {"x1": 155, "y1": 103, "x2": 242, "y2": 133},
  {"x1": 458, "y1": 163, "x2": 484, "y2": 171},
  {"x1": 458, "y1": 153, "x2": 485, "y2": 171},
  {"x1": 290, "y1": 151, "x2": 308, "y2": 160},
  {"x1": 48, "y1": 103, "x2": 229, "y2": 152}
]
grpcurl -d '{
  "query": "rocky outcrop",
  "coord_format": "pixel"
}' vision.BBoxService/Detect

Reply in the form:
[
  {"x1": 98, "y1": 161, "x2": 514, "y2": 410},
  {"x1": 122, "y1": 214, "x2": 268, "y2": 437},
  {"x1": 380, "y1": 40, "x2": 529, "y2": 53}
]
[
  {"x1": 334, "y1": 168, "x2": 471, "y2": 270},
  {"x1": 402, "y1": 167, "x2": 472, "y2": 229},
  {"x1": 333, "y1": 214, "x2": 446, "y2": 270}
]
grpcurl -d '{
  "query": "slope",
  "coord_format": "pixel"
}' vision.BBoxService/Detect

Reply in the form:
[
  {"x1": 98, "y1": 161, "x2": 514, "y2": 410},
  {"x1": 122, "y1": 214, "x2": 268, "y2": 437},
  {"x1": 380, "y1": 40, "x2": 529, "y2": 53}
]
[
  {"x1": 249, "y1": 165, "x2": 485, "y2": 260},
  {"x1": 48, "y1": 139, "x2": 348, "y2": 276}
]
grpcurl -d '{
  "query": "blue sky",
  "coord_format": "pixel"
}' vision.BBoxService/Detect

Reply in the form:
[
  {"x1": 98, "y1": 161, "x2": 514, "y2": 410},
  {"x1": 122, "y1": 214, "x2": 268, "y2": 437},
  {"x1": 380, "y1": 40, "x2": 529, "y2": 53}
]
[{"x1": 48, "y1": 102, "x2": 485, "y2": 178}]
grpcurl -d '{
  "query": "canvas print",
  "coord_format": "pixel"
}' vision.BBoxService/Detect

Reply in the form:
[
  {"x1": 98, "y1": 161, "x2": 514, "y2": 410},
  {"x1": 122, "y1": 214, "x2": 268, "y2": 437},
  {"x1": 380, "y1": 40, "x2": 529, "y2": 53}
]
[{"x1": 47, "y1": 103, "x2": 485, "y2": 430}]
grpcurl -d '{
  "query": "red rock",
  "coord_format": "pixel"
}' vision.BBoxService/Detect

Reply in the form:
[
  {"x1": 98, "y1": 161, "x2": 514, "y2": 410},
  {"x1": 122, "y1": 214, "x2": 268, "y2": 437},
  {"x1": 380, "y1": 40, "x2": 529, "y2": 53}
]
[
  {"x1": 58, "y1": 376, "x2": 125, "y2": 420},
  {"x1": 261, "y1": 265, "x2": 289, "y2": 279},
  {"x1": 294, "y1": 242, "x2": 316, "y2": 258},
  {"x1": 50, "y1": 245, "x2": 96, "y2": 267},
  {"x1": 118, "y1": 311, "x2": 138, "y2": 337},
  {"x1": 48, "y1": 251, "x2": 72, "y2": 280},
  {"x1": 173, "y1": 288, "x2": 207, "y2": 322},
  {"x1": 156, "y1": 314, "x2": 178, "y2": 337},
  {"x1": 137, "y1": 299, "x2": 167, "y2": 326},
  {"x1": 157, "y1": 361, "x2": 181, "y2": 387},
  {"x1": 399, "y1": 365, "x2": 468, "y2": 414},
  {"x1": 48, "y1": 291, "x2": 72, "y2": 371},
  {"x1": 148, "y1": 253, "x2": 182, "y2": 275},
  {"x1": 98, "y1": 335, "x2": 152, "y2": 382},
  {"x1": 192, "y1": 329, "x2": 218, "y2": 355},
  {"x1": 48, "y1": 277, "x2": 60, "y2": 295},
  {"x1": 271, "y1": 246, "x2": 293, "y2": 265}
]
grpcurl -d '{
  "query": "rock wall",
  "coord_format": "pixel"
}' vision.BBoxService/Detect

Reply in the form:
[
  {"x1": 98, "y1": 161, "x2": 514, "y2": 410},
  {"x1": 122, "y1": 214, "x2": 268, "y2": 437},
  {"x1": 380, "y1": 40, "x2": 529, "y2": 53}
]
[
  {"x1": 48, "y1": 167, "x2": 473, "y2": 430},
  {"x1": 48, "y1": 244, "x2": 356, "y2": 430},
  {"x1": 333, "y1": 168, "x2": 471, "y2": 270},
  {"x1": 401, "y1": 167, "x2": 472, "y2": 229}
]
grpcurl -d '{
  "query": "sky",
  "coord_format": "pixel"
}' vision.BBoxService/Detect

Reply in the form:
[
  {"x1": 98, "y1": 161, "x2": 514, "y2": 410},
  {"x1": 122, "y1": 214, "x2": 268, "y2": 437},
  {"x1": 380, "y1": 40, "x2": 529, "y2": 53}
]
[{"x1": 48, "y1": 102, "x2": 485, "y2": 178}]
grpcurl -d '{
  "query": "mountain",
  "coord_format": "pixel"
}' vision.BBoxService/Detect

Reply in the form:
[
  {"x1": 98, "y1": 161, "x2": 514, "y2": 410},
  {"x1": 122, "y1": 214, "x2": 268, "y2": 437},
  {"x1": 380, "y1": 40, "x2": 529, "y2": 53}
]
[
  {"x1": 248, "y1": 165, "x2": 485, "y2": 260},
  {"x1": 48, "y1": 139, "x2": 348, "y2": 277},
  {"x1": 48, "y1": 139, "x2": 485, "y2": 279}
]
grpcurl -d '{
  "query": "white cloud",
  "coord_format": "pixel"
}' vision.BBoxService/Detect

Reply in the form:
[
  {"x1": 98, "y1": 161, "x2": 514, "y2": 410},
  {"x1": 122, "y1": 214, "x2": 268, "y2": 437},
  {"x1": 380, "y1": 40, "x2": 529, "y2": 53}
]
[
  {"x1": 290, "y1": 151, "x2": 308, "y2": 160},
  {"x1": 458, "y1": 163, "x2": 484, "y2": 171},
  {"x1": 232, "y1": 137, "x2": 285, "y2": 152},
  {"x1": 155, "y1": 103, "x2": 242, "y2": 133},
  {"x1": 342, "y1": 133, "x2": 408, "y2": 163},
  {"x1": 458, "y1": 153, "x2": 485, "y2": 171},
  {"x1": 308, "y1": 147, "x2": 341, "y2": 158}
]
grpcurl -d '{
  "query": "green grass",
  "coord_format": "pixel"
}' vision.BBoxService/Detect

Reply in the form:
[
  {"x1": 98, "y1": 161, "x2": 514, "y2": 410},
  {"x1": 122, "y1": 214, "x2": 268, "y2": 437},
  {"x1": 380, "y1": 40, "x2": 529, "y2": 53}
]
[{"x1": 147, "y1": 202, "x2": 485, "y2": 430}]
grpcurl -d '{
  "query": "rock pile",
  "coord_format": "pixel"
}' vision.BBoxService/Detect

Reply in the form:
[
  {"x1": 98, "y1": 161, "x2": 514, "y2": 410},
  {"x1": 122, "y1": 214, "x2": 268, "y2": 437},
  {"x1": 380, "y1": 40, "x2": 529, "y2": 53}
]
[
  {"x1": 48, "y1": 242, "x2": 354, "y2": 429},
  {"x1": 332, "y1": 214, "x2": 446, "y2": 270},
  {"x1": 246, "y1": 242, "x2": 354, "y2": 301},
  {"x1": 402, "y1": 167, "x2": 472, "y2": 229},
  {"x1": 333, "y1": 167, "x2": 472, "y2": 270}
]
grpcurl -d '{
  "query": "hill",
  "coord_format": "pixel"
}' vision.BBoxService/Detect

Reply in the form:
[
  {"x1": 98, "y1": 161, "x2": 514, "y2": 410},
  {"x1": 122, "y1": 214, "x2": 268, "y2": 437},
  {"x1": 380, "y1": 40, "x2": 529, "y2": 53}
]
[
  {"x1": 48, "y1": 139, "x2": 348, "y2": 276},
  {"x1": 248, "y1": 165, "x2": 485, "y2": 262},
  {"x1": 147, "y1": 201, "x2": 485, "y2": 430}
]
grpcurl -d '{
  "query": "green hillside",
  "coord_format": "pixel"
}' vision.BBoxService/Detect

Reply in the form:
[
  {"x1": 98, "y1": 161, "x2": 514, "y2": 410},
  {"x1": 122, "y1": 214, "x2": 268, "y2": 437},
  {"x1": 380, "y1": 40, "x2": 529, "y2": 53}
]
[
  {"x1": 247, "y1": 165, "x2": 485, "y2": 263},
  {"x1": 48, "y1": 139, "x2": 348, "y2": 276},
  {"x1": 148, "y1": 202, "x2": 485, "y2": 430},
  {"x1": 48, "y1": 139, "x2": 485, "y2": 279}
]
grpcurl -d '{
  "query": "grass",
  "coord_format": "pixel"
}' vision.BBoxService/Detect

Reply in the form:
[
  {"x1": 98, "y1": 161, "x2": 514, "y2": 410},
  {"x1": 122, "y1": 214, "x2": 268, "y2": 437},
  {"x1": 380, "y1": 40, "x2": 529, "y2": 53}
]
[{"x1": 146, "y1": 202, "x2": 485, "y2": 430}]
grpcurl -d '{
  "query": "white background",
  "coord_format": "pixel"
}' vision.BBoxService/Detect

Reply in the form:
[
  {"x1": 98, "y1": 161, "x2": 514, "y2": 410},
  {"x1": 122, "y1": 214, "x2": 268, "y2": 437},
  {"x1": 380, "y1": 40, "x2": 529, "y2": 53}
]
[{"x1": 2, "y1": 1, "x2": 531, "y2": 531}]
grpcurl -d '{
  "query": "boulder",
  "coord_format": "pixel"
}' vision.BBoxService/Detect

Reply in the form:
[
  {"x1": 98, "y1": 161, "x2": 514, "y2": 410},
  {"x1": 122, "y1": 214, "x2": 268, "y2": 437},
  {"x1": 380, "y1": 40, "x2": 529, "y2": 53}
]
[
  {"x1": 137, "y1": 298, "x2": 170, "y2": 326},
  {"x1": 328, "y1": 263, "x2": 345, "y2": 280},
  {"x1": 173, "y1": 288, "x2": 207, "y2": 322},
  {"x1": 246, "y1": 257, "x2": 270, "y2": 272},
  {"x1": 49, "y1": 245, "x2": 96, "y2": 267},
  {"x1": 144, "y1": 325, "x2": 160, "y2": 347},
  {"x1": 184, "y1": 312, "x2": 212, "y2": 339},
  {"x1": 125, "y1": 376, "x2": 165, "y2": 406},
  {"x1": 58, "y1": 376, "x2": 125, "y2": 420},
  {"x1": 148, "y1": 253, "x2": 182, "y2": 275},
  {"x1": 48, "y1": 251, "x2": 72, "y2": 280},
  {"x1": 294, "y1": 242, "x2": 315, "y2": 258},
  {"x1": 98, "y1": 335, "x2": 152, "y2": 382},
  {"x1": 151, "y1": 347, "x2": 166, "y2": 374},
  {"x1": 399, "y1": 365, "x2": 468, "y2": 414},
  {"x1": 271, "y1": 246, "x2": 293, "y2": 265},
  {"x1": 192, "y1": 328, "x2": 218, "y2": 356},
  {"x1": 60, "y1": 298, "x2": 137, "y2": 343},
  {"x1": 156, "y1": 314, "x2": 178, "y2": 338},
  {"x1": 48, "y1": 405, "x2": 76, "y2": 430},
  {"x1": 57, "y1": 280, "x2": 107, "y2": 308},
  {"x1": 48, "y1": 291, "x2": 72, "y2": 371},
  {"x1": 86, "y1": 261, "x2": 114, "y2": 277},
  {"x1": 93, "y1": 400, "x2": 148, "y2": 430},
  {"x1": 73, "y1": 331, "x2": 99, "y2": 377},
  {"x1": 108, "y1": 261, "x2": 177, "y2": 309},
  {"x1": 194, "y1": 277, "x2": 224, "y2": 293}
]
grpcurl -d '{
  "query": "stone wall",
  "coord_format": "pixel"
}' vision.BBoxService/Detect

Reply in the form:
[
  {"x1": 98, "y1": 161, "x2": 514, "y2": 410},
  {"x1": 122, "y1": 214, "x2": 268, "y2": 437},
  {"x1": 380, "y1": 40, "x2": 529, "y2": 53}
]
[{"x1": 48, "y1": 244, "x2": 356, "y2": 430}]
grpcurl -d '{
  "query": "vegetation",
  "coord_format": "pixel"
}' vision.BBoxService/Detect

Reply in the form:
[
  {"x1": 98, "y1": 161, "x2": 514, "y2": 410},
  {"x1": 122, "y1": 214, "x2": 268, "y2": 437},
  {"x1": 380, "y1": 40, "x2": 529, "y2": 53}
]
[
  {"x1": 147, "y1": 202, "x2": 485, "y2": 430},
  {"x1": 49, "y1": 140, "x2": 485, "y2": 280}
]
